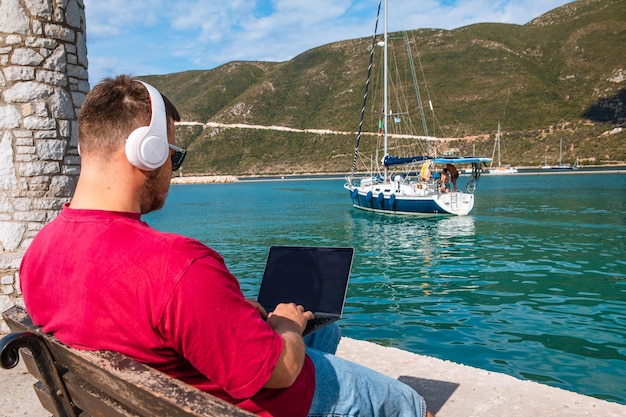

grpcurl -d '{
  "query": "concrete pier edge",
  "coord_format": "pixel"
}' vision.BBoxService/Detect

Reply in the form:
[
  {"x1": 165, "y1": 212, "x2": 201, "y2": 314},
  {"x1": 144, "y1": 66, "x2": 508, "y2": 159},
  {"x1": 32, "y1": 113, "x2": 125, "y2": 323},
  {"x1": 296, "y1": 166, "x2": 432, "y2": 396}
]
[{"x1": 1, "y1": 335, "x2": 624, "y2": 417}]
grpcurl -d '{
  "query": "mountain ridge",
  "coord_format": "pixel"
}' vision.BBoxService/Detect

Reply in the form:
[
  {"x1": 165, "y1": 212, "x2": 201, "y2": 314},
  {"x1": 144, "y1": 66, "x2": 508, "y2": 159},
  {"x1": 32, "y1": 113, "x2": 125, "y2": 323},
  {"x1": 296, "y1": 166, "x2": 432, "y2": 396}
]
[{"x1": 143, "y1": 0, "x2": 625, "y2": 176}]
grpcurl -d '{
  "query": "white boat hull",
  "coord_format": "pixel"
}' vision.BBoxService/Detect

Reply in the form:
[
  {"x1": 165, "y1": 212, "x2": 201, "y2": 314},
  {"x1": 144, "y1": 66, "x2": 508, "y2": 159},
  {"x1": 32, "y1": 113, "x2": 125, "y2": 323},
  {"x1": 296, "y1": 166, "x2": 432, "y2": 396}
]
[
  {"x1": 345, "y1": 179, "x2": 474, "y2": 216},
  {"x1": 487, "y1": 166, "x2": 518, "y2": 175}
]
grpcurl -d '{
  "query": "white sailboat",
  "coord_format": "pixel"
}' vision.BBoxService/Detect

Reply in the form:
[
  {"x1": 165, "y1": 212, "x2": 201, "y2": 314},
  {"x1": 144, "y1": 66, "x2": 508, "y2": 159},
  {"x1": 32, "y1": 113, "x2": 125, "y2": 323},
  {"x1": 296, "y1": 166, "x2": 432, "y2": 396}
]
[
  {"x1": 551, "y1": 138, "x2": 578, "y2": 170},
  {"x1": 488, "y1": 122, "x2": 518, "y2": 174},
  {"x1": 344, "y1": 0, "x2": 491, "y2": 216}
]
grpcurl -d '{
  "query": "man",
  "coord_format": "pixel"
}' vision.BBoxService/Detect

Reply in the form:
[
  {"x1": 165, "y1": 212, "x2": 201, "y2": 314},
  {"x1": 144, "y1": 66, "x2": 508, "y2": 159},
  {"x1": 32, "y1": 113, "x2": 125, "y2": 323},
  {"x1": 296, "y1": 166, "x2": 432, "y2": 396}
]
[
  {"x1": 20, "y1": 75, "x2": 433, "y2": 417},
  {"x1": 440, "y1": 168, "x2": 450, "y2": 193},
  {"x1": 446, "y1": 164, "x2": 459, "y2": 192}
]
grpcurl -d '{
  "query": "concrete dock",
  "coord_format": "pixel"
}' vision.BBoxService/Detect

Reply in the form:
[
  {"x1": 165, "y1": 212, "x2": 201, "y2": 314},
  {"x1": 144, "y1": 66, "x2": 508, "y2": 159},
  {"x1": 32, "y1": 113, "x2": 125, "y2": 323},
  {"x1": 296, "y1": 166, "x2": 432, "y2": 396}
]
[{"x1": 1, "y1": 336, "x2": 624, "y2": 416}]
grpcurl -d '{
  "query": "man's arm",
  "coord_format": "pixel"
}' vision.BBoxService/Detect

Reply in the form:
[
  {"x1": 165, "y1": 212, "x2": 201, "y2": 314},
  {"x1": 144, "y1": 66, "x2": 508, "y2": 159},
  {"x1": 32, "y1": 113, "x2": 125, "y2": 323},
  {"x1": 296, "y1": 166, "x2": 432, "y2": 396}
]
[{"x1": 263, "y1": 303, "x2": 314, "y2": 388}]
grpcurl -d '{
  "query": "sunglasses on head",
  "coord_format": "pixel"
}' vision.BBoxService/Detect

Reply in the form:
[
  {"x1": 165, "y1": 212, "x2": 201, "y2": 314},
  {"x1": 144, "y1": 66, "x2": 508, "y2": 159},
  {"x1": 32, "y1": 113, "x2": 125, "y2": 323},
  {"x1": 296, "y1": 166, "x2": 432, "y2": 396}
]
[{"x1": 168, "y1": 143, "x2": 186, "y2": 171}]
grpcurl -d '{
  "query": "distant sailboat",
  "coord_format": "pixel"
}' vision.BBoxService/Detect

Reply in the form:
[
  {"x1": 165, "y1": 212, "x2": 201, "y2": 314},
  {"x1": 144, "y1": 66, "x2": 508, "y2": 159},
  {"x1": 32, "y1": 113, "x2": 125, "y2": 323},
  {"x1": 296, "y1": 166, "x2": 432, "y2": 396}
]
[
  {"x1": 488, "y1": 123, "x2": 518, "y2": 175},
  {"x1": 551, "y1": 138, "x2": 578, "y2": 170}
]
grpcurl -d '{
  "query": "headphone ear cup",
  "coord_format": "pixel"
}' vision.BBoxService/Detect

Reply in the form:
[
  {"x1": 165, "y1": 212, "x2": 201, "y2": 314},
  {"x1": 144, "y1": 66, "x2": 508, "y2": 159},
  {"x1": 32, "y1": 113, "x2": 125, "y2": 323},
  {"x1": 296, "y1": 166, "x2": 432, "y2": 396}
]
[{"x1": 125, "y1": 126, "x2": 169, "y2": 171}]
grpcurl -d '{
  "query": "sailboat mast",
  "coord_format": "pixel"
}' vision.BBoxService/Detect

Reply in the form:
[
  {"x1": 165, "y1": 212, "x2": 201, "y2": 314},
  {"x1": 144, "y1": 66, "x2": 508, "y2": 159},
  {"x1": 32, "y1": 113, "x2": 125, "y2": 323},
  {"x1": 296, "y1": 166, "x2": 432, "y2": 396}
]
[
  {"x1": 383, "y1": 0, "x2": 388, "y2": 181},
  {"x1": 497, "y1": 122, "x2": 501, "y2": 167}
]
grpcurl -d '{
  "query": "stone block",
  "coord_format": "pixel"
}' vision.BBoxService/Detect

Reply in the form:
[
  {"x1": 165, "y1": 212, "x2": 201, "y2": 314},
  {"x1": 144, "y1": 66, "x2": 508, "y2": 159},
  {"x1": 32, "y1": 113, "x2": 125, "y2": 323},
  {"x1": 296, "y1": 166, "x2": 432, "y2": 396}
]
[
  {"x1": 20, "y1": 236, "x2": 34, "y2": 249},
  {"x1": 10, "y1": 48, "x2": 45, "y2": 66},
  {"x1": 37, "y1": 139, "x2": 66, "y2": 160},
  {"x1": 63, "y1": 155, "x2": 80, "y2": 165},
  {"x1": 0, "y1": 221, "x2": 26, "y2": 251},
  {"x1": 62, "y1": 164, "x2": 80, "y2": 175},
  {"x1": 3, "y1": 66, "x2": 35, "y2": 81},
  {"x1": 0, "y1": 251, "x2": 23, "y2": 269},
  {"x1": 11, "y1": 197, "x2": 32, "y2": 211},
  {"x1": 15, "y1": 138, "x2": 34, "y2": 146},
  {"x1": 18, "y1": 160, "x2": 60, "y2": 176},
  {"x1": 13, "y1": 130, "x2": 34, "y2": 138},
  {"x1": 15, "y1": 154, "x2": 37, "y2": 162},
  {"x1": 0, "y1": 132, "x2": 18, "y2": 191},
  {"x1": 34, "y1": 130, "x2": 59, "y2": 139},
  {"x1": 0, "y1": 194, "x2": 12, "y2": 212},
  {"x1": 58, "y1": 119, "x2": 70, "y2": 136},
  {"x1": 24, "y1": 115, "x2": 56, "y2": 130},
  {"x1": 44, "y1": 23, "x2": 74, "y2": 42},
  {"x1": 14, "y1": 211, "x2": 47, "y2": 222},
  {"x1": 16, "y1": 145, "x2": 36, "y2": 154},
  {"x1": 25, "y1": 36, "x2": 57, "y2": 49},
  {"x1": 3, "y1": 81, "x2": 54, "y2": 103},
  {"x1": 71, "y1": 90, "x2": 86, "y2": 107},
  {"x1": 37, "y1": 69, "x2": 68, "y2": 86},
  {"x1": 24, "y1": 0, "x2": 52, "y2": 18},
  {"x1": 2, "y1": 285, "x2": 14, "y2": 295},
  {"x1": 32, "y1": 197, "x2": 64, "y2": 210},
  {"x1": 0, "y1": 105, "x2": 21, "y2": 129},
  {"x1": 67, "y1": 63, "x2": 87, "y2": 79},
  {"x1": 0, "y1": 0, "x2": 29, "y2": 34},
  {"x1": 66, "y1": 0, "x2": 83, "y2": 29},
  {"x1": 4, "y1": 35, "x2": 22, "y2": 45},
  {"x1": 48, "y1": 175, "x2": 75, "y2": 197},
  {"x1": 15, "y1": 271, "x2": 22, "y2": 295},
  {"x1": 0, "y1": 295, "x2": 15, "y2": 315},
  {"x1": 76, "y1": 79, "x2": 89, "y2": 94},
  {"x1": 42, "y1": 44, "x2": 67, "y2": 72},
  {"x1": 51, "y1": 87, "x2": 75, "y2": 118},
  {"x1": 32, "y1": 19, "x2": 43, "y2": 35}
]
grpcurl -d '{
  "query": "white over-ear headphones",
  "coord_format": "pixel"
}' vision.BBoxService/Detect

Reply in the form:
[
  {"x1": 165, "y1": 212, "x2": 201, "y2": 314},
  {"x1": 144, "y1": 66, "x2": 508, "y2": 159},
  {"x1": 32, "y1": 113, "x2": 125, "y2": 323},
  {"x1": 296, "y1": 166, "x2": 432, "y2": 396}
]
[{"x1": 125, "y1": 80, "x2": 169, "y2": 171}]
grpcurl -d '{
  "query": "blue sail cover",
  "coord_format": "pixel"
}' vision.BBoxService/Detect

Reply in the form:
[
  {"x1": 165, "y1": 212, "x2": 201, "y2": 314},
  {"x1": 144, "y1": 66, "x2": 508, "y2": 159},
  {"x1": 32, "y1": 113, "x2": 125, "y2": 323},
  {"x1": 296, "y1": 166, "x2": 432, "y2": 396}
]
[
  {"x1": 383, "y1": 155, "x2": 491, "y2": 167},
  {"x1": 433, "y1": 157, "x2": 492, "y2": 164},
  {"x1": 383, "y1": 155, "x2": 432, "y2": 167}
]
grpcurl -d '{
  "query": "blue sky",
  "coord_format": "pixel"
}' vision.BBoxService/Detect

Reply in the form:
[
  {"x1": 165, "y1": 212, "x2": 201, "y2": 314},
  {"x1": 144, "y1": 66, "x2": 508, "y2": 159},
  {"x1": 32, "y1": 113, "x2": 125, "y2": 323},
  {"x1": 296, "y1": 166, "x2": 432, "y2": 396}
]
[{"x1": 83, "y1": 0, "x2": 573, "y2": 84}]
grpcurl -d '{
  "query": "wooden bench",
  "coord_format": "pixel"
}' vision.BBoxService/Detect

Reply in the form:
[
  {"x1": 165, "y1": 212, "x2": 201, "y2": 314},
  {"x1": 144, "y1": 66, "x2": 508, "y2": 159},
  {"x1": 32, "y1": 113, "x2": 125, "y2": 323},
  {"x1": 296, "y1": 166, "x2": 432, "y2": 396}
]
[{"x1": 1, "y1": 306, "x2": 254, "y2": 417}]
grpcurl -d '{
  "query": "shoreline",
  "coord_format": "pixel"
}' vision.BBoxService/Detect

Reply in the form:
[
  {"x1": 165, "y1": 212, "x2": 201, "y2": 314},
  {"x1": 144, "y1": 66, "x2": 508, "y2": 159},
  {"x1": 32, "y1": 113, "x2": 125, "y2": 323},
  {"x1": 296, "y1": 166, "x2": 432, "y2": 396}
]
[{"x1": 170, "y1": 166, "x2": 626, "y2": 184}]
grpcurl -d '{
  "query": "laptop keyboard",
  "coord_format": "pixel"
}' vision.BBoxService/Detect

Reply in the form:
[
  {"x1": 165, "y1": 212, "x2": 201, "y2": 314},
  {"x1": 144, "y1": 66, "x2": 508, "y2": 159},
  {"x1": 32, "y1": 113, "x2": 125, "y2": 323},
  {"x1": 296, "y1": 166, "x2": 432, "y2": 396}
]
[{"x1": 306, "y1": 316, "x2": 334, "y2": 333}]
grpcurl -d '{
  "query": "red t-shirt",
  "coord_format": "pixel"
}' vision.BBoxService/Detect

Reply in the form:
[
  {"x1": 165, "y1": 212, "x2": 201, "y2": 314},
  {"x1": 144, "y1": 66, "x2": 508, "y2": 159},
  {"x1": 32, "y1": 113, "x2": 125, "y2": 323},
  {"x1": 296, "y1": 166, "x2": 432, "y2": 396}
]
[{"x1": 20, "y1": 206, "x2": 315, "y2": 417}]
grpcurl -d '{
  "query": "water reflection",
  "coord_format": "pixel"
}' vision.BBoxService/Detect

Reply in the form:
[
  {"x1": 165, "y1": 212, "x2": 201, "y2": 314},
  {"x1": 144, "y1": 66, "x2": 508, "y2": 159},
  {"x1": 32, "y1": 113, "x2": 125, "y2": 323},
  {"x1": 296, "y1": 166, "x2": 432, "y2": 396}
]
[
  {"x1": 436, "y1": 215, "x2": 476, "y2": 237},
  {"x1": 348, "y1": 212, "x2": 476, "y2": 253},
  {"x1": 343, "y1": 213, "x2": 481, "y2": 338}
]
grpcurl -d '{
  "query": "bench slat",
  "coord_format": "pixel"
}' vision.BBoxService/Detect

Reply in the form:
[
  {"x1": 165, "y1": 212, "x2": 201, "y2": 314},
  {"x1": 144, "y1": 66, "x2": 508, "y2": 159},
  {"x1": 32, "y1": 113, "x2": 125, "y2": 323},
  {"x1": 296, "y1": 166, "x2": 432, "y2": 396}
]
[
  {"x1": 32, "y1": 380, "x2": 57, "y2": 416},
  {"x1": 63, "y1": 373, "x2": 143, "y2": 417}
]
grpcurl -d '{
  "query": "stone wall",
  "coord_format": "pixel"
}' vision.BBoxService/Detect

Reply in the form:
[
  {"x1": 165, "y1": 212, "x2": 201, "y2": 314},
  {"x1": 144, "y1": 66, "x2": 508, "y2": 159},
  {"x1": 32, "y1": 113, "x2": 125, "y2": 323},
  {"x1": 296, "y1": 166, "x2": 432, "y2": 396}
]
[{"x1": 0, "y1": 0, "x2": 87, "y2": 330}]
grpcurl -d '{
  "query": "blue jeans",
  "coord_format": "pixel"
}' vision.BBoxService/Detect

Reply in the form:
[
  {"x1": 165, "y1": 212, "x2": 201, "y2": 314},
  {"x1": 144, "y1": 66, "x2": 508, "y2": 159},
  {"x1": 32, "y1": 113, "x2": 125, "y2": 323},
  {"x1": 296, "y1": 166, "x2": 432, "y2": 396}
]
[{"x1": 304, "y1": 325, "x2": 427, "y2": 417}]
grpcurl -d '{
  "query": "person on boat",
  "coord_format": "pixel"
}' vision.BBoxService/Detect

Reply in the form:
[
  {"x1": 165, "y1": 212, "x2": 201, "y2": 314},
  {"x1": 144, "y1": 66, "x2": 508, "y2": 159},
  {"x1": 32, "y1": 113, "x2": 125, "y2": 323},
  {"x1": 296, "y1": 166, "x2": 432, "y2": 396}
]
[
  {"x1": 440, "y1": 168, "x2": 450, "y2": 193},
  {"x1": 19, "y1": 75, "x2": 434, "y2": 417},
  {"x1": 446, "y1": 164, "x2": 459, "y2": 191},
  {"x1": 420, "y1": 162, "x2": 431, "y2": 183}
]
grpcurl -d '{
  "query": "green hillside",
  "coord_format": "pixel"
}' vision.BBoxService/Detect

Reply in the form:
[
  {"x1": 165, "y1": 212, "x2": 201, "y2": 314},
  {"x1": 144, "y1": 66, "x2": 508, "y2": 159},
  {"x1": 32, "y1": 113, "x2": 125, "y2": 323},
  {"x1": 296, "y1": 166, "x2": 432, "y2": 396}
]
[{"x1": 144, "y1": 0, "x2": 625, "y2": 176}]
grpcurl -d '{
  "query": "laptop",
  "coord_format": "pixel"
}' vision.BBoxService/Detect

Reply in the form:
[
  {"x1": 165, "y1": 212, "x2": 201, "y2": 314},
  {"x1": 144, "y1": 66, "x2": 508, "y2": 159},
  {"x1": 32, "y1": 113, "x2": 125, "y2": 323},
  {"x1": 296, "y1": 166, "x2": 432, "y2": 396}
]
[{"x1": 257, "y1": 246, "x2": 354, "y2": 336}]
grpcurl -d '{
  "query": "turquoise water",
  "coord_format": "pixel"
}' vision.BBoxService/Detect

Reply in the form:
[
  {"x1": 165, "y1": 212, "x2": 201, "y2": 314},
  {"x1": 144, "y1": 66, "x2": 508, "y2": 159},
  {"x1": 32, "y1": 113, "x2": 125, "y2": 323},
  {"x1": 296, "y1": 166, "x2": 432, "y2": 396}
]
[{"x1": 146, "y1": 173, "x2": 626, "y2": 403}]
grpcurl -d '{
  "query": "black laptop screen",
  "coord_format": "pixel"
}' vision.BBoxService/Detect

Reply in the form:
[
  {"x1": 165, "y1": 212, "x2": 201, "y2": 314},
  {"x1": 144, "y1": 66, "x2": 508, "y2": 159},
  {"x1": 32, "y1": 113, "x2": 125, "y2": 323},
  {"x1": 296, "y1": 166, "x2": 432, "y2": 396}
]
[{"x1": 257, "y1": 246, "x2": 354, "y2": 315}]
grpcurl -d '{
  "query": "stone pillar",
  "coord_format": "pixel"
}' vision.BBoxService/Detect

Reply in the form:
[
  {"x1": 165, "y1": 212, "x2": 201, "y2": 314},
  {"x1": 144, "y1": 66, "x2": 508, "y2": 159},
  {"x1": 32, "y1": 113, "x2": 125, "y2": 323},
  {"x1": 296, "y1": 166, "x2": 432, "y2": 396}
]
[{"x1": 0, "y1": 0, "x2": 88, "y2": 330}]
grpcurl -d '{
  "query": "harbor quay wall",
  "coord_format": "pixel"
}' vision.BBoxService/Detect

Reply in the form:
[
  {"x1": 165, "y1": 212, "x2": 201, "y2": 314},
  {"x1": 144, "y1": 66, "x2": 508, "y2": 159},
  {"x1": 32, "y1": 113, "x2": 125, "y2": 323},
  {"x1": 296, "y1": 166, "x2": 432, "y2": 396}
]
[{"x1": 0, "y1": 0, "x2": 87, "y2": 330}]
